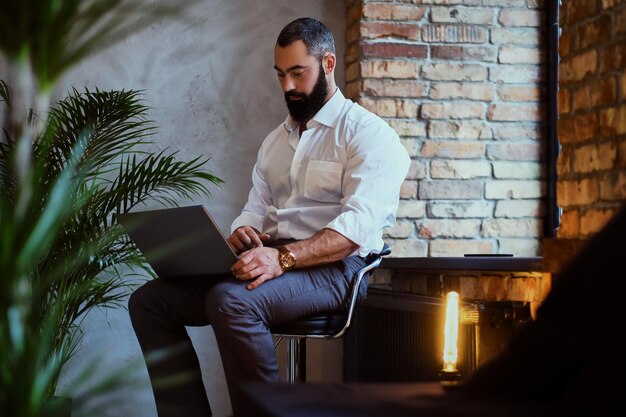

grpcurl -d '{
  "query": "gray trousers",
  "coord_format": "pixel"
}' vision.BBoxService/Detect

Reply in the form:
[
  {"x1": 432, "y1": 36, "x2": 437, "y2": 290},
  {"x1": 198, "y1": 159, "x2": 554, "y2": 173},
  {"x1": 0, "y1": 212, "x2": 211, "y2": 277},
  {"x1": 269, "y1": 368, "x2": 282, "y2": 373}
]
[{"x1": 128, "y1": 255, "x2": 368, "y2": 417}]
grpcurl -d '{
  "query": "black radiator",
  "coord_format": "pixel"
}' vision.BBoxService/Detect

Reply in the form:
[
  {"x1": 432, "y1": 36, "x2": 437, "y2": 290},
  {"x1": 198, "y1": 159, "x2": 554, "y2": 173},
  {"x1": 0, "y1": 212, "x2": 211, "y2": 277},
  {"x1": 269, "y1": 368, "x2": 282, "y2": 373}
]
[{"x1": 343, "y1": 288, "x2": 478, "y2": 383}]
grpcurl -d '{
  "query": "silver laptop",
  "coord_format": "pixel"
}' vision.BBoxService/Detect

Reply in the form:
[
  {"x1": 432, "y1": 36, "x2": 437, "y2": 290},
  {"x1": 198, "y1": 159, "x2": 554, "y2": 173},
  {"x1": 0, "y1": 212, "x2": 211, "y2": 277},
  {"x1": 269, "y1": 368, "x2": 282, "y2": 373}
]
[{"x1": 117, "y1": 205, "x2": 238, "y2": 278}]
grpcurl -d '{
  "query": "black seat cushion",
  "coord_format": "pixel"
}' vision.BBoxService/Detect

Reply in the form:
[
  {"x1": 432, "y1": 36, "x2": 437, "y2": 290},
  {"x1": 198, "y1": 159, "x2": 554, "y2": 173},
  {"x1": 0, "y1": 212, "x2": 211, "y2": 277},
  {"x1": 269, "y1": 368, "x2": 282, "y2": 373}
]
[{"x1": 270, "y1": 311, "x2": 349, "y2": 337}]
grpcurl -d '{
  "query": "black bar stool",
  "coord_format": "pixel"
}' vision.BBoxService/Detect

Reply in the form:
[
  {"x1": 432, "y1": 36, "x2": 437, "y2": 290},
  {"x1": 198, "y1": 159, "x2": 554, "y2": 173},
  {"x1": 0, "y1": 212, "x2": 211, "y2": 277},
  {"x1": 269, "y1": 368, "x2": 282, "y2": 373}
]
[{"x1": 270, "y1": 244, "x2": 391, "y2": 383}]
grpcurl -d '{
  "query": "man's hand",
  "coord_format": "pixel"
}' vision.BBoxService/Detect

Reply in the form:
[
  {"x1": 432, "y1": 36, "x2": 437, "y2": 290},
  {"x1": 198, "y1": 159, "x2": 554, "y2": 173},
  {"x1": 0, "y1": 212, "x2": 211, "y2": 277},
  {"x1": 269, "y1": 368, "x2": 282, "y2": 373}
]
[
  {"x1": 228, "y1": 226, "x2": 271, "y2": 254},
  {"x1": 231, "y1": 247, "x2": 283, "y2": 290}
]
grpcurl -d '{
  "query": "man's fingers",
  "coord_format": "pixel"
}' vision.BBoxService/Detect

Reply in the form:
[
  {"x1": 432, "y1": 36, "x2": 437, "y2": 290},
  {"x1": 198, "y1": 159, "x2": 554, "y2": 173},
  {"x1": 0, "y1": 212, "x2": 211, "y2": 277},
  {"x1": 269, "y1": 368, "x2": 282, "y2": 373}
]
[
  {"x1": 239, "y1": 227, "x2": 264, "y2": 248},
  {"x1": 238, "y1": 229, "x2": 252, "y2": 243},
  {"x1": 231, "y1": 240, "x2": 246, "y2": 253},
  {"x1": 233, "y1": 248, "x2": 255, "y2": 267},
  {"x1": 247, "y1": 275, "x2": 269, "y2": 290},
  {"x1": 234, "y1": 264, "x2": 262, "y2": 281},
  {"x1": 231, "y1": 226, "x2": 269, "y2": 250},
  {"x1": 232, "y1": 247, "x2": 282, "y2": 287},
  {"x1": 249, "y1": 233, "x2": 264, "y2": 247},
  {"x1": 229, "y1": 230, "x2": 248, "y2": 253}
]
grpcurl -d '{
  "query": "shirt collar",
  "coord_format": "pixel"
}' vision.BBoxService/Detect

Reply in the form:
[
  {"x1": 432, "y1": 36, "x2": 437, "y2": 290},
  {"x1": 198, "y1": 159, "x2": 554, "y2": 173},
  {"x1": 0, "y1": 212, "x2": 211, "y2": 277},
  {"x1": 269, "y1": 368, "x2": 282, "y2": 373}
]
[
  {"x1": 311, "y1": 87, "x2": 344, "y2": 128},
  {"x1": 282, "y1": 87, "x2": 345, "y2": 132}
]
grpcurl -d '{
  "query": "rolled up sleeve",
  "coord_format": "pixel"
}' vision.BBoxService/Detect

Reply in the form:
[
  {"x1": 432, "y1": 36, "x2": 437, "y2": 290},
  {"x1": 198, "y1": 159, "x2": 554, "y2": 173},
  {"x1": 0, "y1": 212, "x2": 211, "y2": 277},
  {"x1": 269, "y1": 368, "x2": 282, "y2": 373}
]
[
  {"x1": 325, "y1": 122, "x2": 410, "y2": 257},
  {"x1": 230, "y1": 161, "x2": 270, "y2": 234}
]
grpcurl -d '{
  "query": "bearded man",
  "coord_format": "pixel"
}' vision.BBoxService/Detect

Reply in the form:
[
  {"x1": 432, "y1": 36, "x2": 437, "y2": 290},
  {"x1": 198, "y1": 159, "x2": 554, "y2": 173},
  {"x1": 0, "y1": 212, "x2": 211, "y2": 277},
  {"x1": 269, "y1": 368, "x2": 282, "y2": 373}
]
[{"x1": 128, "y1": 17, "x2": 410, "y2": 417}]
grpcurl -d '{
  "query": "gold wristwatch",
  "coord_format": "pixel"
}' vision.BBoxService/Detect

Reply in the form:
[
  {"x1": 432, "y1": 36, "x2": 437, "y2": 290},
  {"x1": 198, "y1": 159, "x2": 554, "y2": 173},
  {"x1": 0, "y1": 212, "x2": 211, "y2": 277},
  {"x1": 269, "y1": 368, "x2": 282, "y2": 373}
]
[{"x1": 276, "y1": 246, "x2": 296, "y2": 272}]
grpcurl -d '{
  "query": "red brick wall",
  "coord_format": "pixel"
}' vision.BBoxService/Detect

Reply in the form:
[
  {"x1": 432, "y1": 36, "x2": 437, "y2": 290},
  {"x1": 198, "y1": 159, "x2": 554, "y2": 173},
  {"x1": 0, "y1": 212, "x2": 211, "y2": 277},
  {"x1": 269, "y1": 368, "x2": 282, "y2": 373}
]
[
  {"x1": 345, "y1": 0, "x2": 547, "y2": 257},
  {"x1": 557, "y1": 0, "x2": 626, "y2": 238}
]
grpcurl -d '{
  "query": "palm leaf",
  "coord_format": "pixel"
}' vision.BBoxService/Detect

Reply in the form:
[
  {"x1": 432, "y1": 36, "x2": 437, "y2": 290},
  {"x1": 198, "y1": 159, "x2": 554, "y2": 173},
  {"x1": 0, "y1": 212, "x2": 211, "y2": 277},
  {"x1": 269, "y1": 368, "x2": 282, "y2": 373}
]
[
  {"x1": 0, "y1": 79, "x2": 11, "y2": 106},
  {"x1": 44, "y1": 88, "x2": 155, "y2": 168},
  {"x1": 0, "y1": 80, "x2": 16, "y2": 201}
]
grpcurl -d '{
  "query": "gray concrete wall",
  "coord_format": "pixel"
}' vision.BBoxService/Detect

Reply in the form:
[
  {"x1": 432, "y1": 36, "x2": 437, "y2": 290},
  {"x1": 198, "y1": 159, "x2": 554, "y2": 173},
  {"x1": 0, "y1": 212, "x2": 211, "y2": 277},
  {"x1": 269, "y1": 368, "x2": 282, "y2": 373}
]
[{"x1": 53, "y1": 2, "x2": 346, "y2": 416}]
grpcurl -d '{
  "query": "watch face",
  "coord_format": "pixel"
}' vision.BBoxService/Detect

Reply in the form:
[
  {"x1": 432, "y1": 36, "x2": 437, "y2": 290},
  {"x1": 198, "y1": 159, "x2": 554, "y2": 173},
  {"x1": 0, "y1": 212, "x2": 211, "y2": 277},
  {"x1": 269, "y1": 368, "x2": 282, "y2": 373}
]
[{"x1": 279, "y1": 249, "x2": 296, "y2": 270}]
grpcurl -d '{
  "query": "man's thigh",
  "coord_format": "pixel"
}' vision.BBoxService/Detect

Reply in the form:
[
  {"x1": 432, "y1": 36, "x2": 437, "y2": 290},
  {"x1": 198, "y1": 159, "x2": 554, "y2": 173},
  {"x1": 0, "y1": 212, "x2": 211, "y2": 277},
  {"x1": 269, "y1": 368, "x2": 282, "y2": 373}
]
[
  {"x1": 131, "y1": 274, "x2": 229, "y2": 327},
  {"x1": 209, "y1": 256, "x2": 366, "y2": 327}
]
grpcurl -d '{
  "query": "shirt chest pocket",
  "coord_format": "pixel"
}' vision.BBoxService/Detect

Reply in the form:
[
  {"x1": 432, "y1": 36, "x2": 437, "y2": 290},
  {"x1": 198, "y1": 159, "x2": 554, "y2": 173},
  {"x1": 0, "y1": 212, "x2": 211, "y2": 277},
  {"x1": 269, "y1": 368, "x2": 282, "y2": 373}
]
[{"x1": 304, "y1": 160, "x2": 343, "y2": 202}]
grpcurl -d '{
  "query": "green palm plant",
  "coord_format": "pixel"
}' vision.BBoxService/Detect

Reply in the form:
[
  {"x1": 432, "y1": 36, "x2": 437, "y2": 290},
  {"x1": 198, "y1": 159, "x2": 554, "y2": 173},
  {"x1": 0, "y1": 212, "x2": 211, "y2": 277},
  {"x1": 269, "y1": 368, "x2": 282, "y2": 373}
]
[
  {"x1": 0, "y1": 119, "x2": 93, "y2": 417},
  {"x1": 0, "y1": 1, "x2": 208, "y2": 415},
  {"x1": 0, "y1": 79, "x2": 223, "y2": 415}
]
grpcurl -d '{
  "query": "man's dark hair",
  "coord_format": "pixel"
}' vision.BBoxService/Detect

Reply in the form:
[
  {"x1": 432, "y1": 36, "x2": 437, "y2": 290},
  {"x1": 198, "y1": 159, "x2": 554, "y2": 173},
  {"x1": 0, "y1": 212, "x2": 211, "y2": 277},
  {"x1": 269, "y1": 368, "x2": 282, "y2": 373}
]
[{"x1": 276, "y1": 17, "x2": 335, "y2": 61}]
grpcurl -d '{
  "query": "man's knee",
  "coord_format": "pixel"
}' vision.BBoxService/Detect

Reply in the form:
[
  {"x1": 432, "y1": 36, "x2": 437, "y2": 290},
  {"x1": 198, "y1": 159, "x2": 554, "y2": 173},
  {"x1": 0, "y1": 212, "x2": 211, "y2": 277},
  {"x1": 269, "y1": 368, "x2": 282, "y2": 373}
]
[
  {"x1": 205, "y1": 282, "x2": 257, "y2": 320},
  {"x1": 128, "y1": 279, "x2": 161, "y2": 321}
]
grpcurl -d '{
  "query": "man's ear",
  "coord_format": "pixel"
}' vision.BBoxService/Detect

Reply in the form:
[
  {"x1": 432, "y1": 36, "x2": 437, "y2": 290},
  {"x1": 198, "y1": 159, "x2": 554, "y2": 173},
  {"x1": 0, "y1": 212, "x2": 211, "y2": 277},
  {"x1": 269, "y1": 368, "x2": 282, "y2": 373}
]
[{"x1": 323, "y1": 53, "x2": 336, "y2": 74}]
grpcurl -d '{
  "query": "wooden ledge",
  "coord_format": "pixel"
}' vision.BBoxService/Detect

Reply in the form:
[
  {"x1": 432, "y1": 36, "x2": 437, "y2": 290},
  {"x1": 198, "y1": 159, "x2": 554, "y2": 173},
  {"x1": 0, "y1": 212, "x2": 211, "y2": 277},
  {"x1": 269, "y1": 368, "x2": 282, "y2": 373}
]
[{"x1": 380, "y1": 256, "x2": 543, "y2": 272}]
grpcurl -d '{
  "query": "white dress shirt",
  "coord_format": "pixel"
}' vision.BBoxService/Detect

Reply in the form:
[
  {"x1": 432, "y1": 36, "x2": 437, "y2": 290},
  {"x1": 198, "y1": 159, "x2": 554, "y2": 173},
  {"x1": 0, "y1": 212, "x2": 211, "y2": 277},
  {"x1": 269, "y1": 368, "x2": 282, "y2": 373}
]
[{"x1": 231, "y1": 89, "x2": 410, "y2": 257}]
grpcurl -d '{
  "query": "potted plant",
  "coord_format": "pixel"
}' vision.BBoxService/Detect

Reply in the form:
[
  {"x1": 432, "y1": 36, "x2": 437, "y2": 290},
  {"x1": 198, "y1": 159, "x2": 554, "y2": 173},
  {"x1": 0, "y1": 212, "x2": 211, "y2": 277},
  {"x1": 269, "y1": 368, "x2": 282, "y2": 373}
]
[
  {"x1": 1, "y1": 80, "x2": 223, "y2": 412},
  {"x1": 0, "y1": 1, "x2": 209, "y2": 416}
]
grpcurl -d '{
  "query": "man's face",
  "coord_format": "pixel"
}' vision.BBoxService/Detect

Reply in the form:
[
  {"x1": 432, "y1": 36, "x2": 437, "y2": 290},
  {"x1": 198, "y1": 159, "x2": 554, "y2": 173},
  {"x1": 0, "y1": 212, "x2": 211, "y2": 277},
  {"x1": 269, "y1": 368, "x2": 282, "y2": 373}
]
[{"x1": 274, "y1": 40, "x2": 329, "y2": 122}]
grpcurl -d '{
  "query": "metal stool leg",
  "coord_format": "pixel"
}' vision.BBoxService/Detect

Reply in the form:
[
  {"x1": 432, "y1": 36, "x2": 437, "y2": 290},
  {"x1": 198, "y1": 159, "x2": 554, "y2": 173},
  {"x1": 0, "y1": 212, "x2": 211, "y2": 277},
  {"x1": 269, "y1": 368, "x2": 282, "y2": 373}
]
[{"x1": 286, "y1": 338, "x2": 307, "y2": 383}]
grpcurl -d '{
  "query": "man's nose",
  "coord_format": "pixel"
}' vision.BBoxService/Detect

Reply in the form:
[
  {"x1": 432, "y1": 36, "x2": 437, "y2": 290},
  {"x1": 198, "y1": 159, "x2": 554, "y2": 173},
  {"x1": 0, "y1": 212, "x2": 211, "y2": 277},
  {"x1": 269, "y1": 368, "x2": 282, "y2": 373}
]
[{"x1": 281, "y1": 76, "x2": 296, "y2": 92}]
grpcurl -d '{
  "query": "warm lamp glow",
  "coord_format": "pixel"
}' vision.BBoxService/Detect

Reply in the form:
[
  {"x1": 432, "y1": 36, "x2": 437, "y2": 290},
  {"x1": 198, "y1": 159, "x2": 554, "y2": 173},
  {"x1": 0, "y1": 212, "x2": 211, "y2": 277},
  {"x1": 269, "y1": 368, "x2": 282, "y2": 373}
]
[{"x1": 442, "y1": 291, "x2": 459, "y2": 373}]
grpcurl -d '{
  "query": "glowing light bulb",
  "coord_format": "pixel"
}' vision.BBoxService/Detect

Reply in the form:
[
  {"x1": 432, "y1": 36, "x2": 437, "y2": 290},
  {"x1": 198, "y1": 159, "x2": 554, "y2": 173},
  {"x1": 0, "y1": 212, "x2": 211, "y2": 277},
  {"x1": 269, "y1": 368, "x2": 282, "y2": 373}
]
[{"x1": 443, "y1": 291, "x2": 459, "y2": 373}]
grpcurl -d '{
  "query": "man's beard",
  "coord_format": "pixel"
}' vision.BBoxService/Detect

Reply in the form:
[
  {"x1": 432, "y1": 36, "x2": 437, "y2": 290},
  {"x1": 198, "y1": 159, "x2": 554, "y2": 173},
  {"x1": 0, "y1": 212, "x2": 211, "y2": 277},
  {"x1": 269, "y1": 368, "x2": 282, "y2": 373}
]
[{"x1": 284, "y1": 63, "x2": 328, "y2": 123}]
